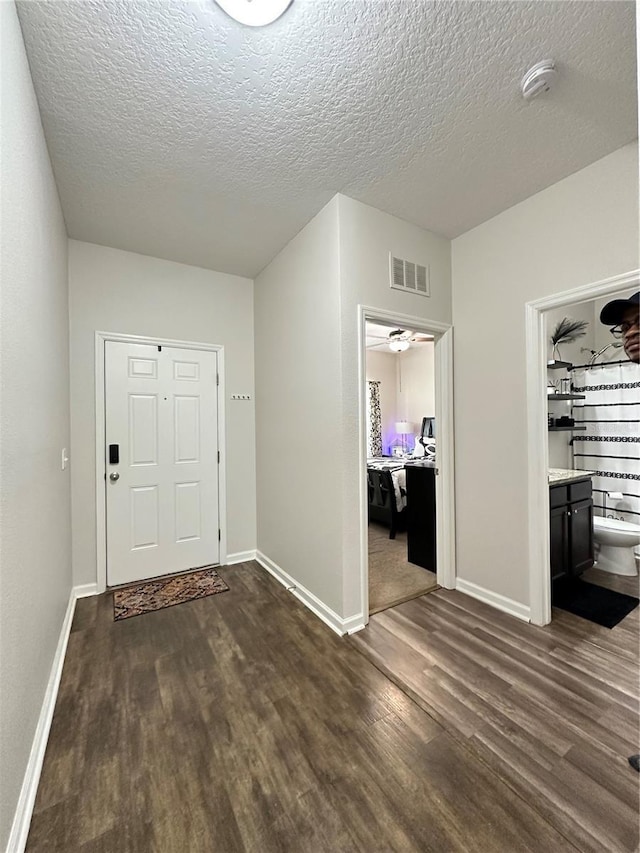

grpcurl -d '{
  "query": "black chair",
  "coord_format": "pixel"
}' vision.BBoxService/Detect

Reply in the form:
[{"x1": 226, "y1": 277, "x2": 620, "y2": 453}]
[{"x1": 367, "y1": 468, "x2": 405, "y2": 539}]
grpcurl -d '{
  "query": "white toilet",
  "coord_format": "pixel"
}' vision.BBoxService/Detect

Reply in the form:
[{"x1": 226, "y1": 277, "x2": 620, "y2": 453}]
[{"x1": 593, "y1": 516, "x2": 640, "y2": 576}]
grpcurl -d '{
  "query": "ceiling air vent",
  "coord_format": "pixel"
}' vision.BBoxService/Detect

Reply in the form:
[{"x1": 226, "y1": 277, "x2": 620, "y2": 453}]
[{"x1": 389, "y1": 253, "x2": 430, "y2": 297}]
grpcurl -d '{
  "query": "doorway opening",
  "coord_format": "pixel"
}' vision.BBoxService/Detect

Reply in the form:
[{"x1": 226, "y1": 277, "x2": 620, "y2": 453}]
[
  {"x1": 357, "y1": 306, "x2": 456, "y2": 624},
  {"x1": 525, "y1": 270, "x2": 640, "y2": 626},
  {"x1": 365, "y1": 321, "x2": 439, "y2": 613}
]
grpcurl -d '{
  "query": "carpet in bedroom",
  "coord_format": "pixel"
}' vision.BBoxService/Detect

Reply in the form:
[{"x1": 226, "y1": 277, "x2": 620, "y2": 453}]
[{"x1": 368, "y1": 522, "x2": 438, "y2": 614}]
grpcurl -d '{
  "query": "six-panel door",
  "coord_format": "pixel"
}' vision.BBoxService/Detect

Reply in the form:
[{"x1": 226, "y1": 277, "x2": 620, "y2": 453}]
[{"x1": 105, "y1": 342, "x2": 219, "y2": 587}]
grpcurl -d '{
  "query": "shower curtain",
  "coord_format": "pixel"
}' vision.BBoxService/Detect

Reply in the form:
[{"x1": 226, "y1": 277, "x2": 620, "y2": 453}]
[{"x1": 572, "y1": 362, "x2": 640, "y2": 523}]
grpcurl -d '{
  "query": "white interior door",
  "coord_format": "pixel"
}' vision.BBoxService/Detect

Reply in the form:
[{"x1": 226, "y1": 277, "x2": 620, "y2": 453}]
[{"x1": 105, "y1": 341, "x2": 219, "y2": 586}]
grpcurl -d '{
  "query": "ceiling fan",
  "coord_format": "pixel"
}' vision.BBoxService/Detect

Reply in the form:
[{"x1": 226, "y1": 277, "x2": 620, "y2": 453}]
[{"x1": 368, "y1": 328, "x2": 433, "y2": 352}]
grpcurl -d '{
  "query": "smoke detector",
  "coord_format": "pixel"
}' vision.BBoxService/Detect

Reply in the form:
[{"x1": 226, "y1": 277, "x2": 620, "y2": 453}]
[{"x1": 521, "y1": 60, "x2": 557, "y2": 101}]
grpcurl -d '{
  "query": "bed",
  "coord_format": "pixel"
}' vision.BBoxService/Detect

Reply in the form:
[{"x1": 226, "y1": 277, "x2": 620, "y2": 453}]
[{"x1": 366, "y1": 459, "x2": 407, "y2": 539}]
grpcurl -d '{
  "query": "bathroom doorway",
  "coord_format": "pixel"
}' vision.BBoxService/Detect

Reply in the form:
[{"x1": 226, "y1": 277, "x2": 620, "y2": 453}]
[{"x1": 526, "y1": 270, "x2": 640, "y2": 627}]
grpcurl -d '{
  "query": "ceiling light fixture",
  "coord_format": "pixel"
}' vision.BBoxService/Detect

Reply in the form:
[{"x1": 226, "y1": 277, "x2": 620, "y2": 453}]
[
  {"x1": 214, "y1": 0, "x2": 293, "y2": 27},
  {"x1": 389, "y1": 339, "x2": 409, "y2": 353}
]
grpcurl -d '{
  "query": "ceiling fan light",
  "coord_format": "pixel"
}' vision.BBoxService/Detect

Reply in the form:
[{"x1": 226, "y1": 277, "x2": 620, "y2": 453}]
[
  {"x1": 389, "y1": 339, "x2": 409, "y2": 352},
  {"x1": 213, "y1": 0, "x2": 293, "y2": 27}
]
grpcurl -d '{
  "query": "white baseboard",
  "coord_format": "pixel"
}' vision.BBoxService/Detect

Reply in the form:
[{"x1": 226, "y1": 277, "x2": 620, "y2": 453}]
[
  {"x1": 73, "y1": 582, "x2": 98, "y2": 599},
  {"x1": 343, "y1": 616, "x2": 368, "y2": 635},
  {"x1": 224, "y1": 550, "x2": 257, "y2": 566},
  {"x1": 255, "y1": 551, "x2": 366, "y2": 637},
  {"x1": 7, "y1": 583, "x2": 98, "y2": 853},
  {"x1": 455, "y1": 578, "x2": 531, "y2": 623}
]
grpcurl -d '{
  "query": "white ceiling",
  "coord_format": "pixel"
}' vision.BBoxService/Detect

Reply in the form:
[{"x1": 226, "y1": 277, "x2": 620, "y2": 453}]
[{"x1": 17, "y1": 0, "x2": 637, "y2": 279}]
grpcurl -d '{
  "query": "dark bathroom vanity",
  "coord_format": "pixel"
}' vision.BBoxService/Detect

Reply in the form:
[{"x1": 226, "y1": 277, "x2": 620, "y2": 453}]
[{"x1": 549, "y1": 470, "x2": 594, "y2": 582}]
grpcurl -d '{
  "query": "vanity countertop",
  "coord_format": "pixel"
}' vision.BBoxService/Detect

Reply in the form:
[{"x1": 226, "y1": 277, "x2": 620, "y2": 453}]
[{"x1": 548, "y1": 468, "x2": 595, "y2": 486}]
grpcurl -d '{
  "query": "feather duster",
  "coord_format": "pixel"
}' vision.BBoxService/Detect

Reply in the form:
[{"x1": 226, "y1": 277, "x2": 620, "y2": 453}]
[{"x1": 550, "y1": 317, "x2": 589, "y2": 346}]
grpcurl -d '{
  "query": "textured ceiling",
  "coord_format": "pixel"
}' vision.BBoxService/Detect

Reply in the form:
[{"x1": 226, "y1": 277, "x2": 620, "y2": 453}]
[{"x1": 17, "y1": 0, "x2": 638, "y2": 278}]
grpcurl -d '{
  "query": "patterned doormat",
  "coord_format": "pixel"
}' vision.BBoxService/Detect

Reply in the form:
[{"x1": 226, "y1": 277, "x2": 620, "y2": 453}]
[{"x1": 113, "y1": 566, "x2": 229, "y2": 621}]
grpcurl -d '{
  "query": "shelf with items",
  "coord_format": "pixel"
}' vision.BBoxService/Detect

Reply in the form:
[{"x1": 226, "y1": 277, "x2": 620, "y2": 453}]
[{"x1": 547, "y1": 360, "x2": 585, "y2": 432}]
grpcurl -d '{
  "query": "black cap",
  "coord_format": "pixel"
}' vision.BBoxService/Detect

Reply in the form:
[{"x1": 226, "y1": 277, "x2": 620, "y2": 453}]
[{"x1": 599, "y1": 291, "x2": 640, "y2": 326}]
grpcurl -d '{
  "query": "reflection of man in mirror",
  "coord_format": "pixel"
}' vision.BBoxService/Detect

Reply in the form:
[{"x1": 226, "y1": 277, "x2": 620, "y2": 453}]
[{"x1": 599, "y1": 292, "x2": 639, "y2": 363}]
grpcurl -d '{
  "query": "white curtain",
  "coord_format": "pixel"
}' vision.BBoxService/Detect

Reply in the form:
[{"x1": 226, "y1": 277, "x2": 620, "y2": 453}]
[{"x1": 572, "y1": 363, "x2": 640, "y2": 522}]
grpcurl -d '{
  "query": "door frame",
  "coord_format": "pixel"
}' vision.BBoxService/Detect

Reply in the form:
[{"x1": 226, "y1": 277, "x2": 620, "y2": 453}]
[
  {"x1": 525, "y1": 268, "x2": 639, "y2": 626},
  {"x1": 94, "y1": 331, "x2": 226, "y2": 593},
  {"x1": 357, "y1": 305, "x2": 456, "y2": 622}
]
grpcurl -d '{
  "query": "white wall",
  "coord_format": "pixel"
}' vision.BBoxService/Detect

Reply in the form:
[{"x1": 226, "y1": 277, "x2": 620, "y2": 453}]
[
  {"x1": 255, "y1": 195, "x2": 451, "y2": 622},
  {"x1": 397, "y1": 344, "x2": 436, "y2": 434},
  {"x1": 337, "y1": 195, "x2": 452, "y2": 617},
  {"x1": 365, "y1": 350, "x2": 397, "y2": 455},
  {"x1": 452, "y1": 142, "x2": 639, "y2": 607},
  {"x1": 254, "y1": 197, "x2": 344, "y2": 614},
  {"x1": 68, "y1": 241, "x2": 256, "y2": 586},
  {"x1": 0, "y1": 3, "x2": 72, "y2": 847}
]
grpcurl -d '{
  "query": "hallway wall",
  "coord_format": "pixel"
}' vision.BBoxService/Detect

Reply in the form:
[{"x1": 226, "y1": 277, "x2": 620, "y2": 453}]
[
  {"x1": 68, "y1": 241, "x2": 256, "y2": 587},
  {"x1": 0, "y1": 3, "x2": 72, "y2": 847},
  {"x1": 452, "y1": 142, "x2": 639, "y2": 609},
  {"x1": 254, "y1": 198, "x2": 344, "y2": 615}
]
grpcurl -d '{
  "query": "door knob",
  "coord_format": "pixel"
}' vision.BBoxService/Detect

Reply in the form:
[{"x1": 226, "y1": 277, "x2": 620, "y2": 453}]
[{"x1": 109, "y1": 472, "x2": 120, "y2": 482}]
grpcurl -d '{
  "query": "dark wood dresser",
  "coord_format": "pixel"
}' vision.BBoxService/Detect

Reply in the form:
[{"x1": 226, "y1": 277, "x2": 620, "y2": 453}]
[{"x1": 405, "y1": 463, "x2": 437, "y2": 572}]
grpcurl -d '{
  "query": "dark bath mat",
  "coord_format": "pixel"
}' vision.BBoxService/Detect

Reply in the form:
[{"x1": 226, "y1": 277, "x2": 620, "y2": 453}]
[{"x1": 552, "y1": 578, "x2": 639, "y2": 629}]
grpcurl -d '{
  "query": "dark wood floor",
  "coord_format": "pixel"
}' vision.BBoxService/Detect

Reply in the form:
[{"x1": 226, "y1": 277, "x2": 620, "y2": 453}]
[
  {"x1": 351, "y1": 589, "x2": 640, "y2": 853},
  {"x1": 582, "y1": 563, "x2": 640, "y2": 599},
  {"x1": 27, "y1": 562, "x2": 638, "y2": 852}
]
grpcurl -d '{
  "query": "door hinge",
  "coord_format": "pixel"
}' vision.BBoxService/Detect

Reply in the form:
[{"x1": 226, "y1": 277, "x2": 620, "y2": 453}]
[
  {"x1": 218, "y1": 529, "x2": 221, "y2": 541},
  {"x1": 217, "y1": 450, "x2": 220, "y2": 464},
  {"x1": 216, "y1": 374, "x2": 219, "y2": 386}
]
